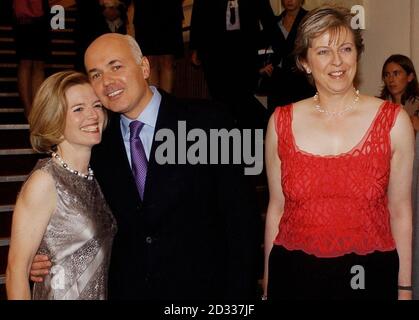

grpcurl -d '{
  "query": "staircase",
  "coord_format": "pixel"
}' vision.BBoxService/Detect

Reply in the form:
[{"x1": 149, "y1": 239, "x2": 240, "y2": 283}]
[{"x1": 0, "y1": 5, "x2": 78, "y2": 300}]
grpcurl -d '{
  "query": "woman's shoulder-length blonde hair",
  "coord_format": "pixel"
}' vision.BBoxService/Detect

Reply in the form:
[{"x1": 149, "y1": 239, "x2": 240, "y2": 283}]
[{"x1": 29, "y1": 71, "x2": 92, "y2": 154}]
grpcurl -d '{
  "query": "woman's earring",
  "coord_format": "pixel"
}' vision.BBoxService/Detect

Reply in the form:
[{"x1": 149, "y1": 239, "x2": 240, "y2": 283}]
[{"x1": 306, "y1": 69, "x2": 312, "y2": 74}]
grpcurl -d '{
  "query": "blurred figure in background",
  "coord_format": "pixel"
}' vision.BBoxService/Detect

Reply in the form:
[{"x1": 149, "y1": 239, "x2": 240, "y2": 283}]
[
  {"x1": 75, "y1": 0, "x2": 129, "y2": 70},
  {"x1": 380, "y1": 54, "x2": 419, "y2": 130},
  {"x1": 263, "y1": 0, "x2": 315, "y2": 112},
  {"x1": 190, "y1": 0, "x2": 281, "y2": 129},
  {"x1": 101, "y1": 0, "x2": 128, "y2": 33},
  {"x1": 12, "y1": 0, "x2": 50, "y2": 118},
  {"x1": 129, "y1": 0, "x2": 184, "y2": 93}
]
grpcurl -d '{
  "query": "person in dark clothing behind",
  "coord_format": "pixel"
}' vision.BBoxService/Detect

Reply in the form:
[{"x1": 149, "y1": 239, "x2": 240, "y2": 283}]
[
  {"x1": 129, "y1": 0, "x2": 184, "y2": 94},
  {"x1": 265, "y1": 0, "x2": 315, "y2": 113},
  {"x1": 12, "y1": 0, "x2": 50, "y2": 118},
  {"x1": 74, "y1": 0, "x2": 128, "y2": 70},
  {"x1": 190, "y1": 0, "x2": 282, "y2": 129},
  {"x1": 101, "y1": 0, "x2": 128, "y2": 34}
]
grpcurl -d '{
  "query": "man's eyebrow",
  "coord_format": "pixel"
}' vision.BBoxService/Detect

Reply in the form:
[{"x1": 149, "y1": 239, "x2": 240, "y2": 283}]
[
  {"x1": 87, "y1": 60, "x2": 122, "y2": 74},
  {"x1": 87, "y1": 68, "x2": 100, "y2": 74},
  {"x1": 108, "y1": 59, "x2": 122, "y2": 65}
]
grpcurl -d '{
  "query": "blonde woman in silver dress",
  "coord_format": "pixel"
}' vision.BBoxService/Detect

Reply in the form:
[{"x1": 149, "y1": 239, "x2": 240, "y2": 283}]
[{"x1": 6, "y1": 71, "x2": 117, "y2": 300}]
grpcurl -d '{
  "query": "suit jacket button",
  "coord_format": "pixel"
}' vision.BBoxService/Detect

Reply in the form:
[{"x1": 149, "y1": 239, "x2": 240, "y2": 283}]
[{"x1": 146, "y1": 236, "x2": 153, "y2": 244}]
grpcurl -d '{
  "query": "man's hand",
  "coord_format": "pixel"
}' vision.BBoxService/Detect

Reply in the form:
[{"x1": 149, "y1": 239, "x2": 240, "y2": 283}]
[
  {"x1": 398, "y1": 289, "x2": 413, "y2": 300},
  {"x1": 29, "y1": 254, "x2": 52, "y2": 283},
  {"x1": 259, "y1": 64, "x2": 273, "y2": 77}
]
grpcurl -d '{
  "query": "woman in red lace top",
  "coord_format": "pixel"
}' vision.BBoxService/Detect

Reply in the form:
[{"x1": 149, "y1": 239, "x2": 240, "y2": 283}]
[{"x1": 263, "y1": 5, "x2": 414, "y2": 300}]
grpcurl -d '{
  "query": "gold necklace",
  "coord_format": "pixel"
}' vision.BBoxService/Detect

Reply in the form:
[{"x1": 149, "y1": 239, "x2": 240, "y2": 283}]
[{"x1": 313, "y1": 89, "x2": 360, "y2": 117}]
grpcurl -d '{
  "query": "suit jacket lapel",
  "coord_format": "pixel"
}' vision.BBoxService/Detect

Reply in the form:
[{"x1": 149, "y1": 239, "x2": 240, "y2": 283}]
[
  {"x1": 288, "y1": 8, "x2": 307, "y2": 43},
  {"x1": 277, "y1": 8, "x2": 307, "y2": 44},
  {"x1": 99, "y1": 94, "x2": 184, "y2": 209},
  {"x1": 143, "y1": 93, "x2": 185, "y2": 207}
]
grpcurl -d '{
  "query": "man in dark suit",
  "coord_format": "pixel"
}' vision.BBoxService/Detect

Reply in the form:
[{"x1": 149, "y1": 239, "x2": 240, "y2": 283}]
[
  {"x1": 74, "y1": 0, "x2": 128, "y2": 71},
  {"x1": 266, "y1": 0, "x2": 315, "y2": 111},
  {"x1": 31, "y1": 33, "x2": 260, "y2": 300},
  {"x1": 190, "y1": 0, "x2": 281, "y2": 128}
]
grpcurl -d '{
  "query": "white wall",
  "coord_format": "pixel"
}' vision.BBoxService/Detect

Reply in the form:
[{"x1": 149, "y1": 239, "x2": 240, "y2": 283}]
[{"x1": 411, "y1": 0, "x2": 419, "y2": 77}]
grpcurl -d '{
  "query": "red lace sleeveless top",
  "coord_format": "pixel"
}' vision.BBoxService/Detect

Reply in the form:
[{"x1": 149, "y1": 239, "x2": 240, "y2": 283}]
[{"x1": 273, "y1": 101, "x2": 400, "y2": 258}]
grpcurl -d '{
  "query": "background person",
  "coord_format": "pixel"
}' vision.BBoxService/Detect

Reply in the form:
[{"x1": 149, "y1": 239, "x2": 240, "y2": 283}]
[
  {"x1": 189, "y1": 0, "x2": 282, "y2": 129},
  {"x1": 12, "y1": 0, "x2": 50, "y2": 118},
  {"x1": 261, "y1": 0, "x2": 315, "y2": 112},
  {"x1": 128, "y1": 0, "x2": 184, "y2": 93},
  {"x1": 379, "y1": 54, "x2": 419, "y2": 131},
  {"x1": 74, "y1": 0, "x2": 129, "y2": 71},
  {"x1": 100, "y1": 0, "x2": 128, "y2": 33}
]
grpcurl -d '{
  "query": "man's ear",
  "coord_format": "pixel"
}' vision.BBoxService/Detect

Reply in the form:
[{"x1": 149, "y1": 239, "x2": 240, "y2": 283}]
[{"x1": 140, "y1": 56, "x2": 151, "y2": 80}]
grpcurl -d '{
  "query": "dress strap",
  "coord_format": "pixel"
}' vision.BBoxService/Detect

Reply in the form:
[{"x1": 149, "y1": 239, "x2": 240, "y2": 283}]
[
  {"x1": 379, "y1": 101, "x2": 401, "y2": 132},
  {"x1": 274, "y1": 105, "x2": 294, "y2": 159},
  {"x1": 362, "y1": 101, "x2": 400, "y2": 156}
]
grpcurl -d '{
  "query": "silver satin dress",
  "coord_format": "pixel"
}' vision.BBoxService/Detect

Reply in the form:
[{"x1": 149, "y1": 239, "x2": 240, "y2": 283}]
[{"x1": 31, "y1": 158, "x2": 117, "y2": 300}]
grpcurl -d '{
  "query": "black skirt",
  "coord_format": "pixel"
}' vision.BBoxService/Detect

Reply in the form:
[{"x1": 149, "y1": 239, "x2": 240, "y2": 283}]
[{"x1": 268, "y1": 245, "x2": 399, "y2": 300}]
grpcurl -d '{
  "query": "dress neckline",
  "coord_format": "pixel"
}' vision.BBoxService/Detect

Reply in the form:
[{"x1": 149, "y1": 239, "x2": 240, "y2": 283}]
[{"x1": 289, "y1": 100, "x2": 388, "y2": 159}]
